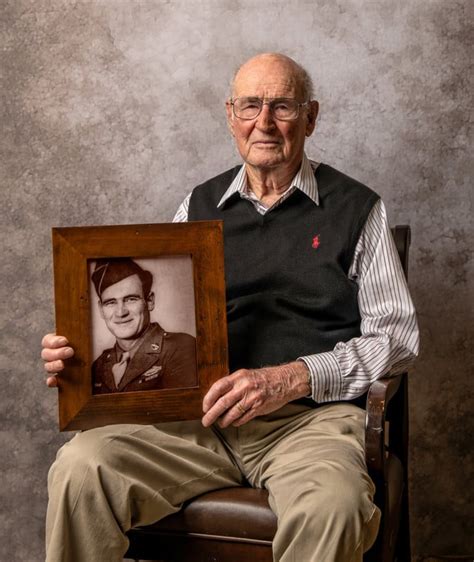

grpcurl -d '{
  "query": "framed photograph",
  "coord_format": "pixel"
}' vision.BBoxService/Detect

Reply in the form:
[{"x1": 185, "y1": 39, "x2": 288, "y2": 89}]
[{"x1": 52, "y1": 221, "x2": 227, "y2": 431}]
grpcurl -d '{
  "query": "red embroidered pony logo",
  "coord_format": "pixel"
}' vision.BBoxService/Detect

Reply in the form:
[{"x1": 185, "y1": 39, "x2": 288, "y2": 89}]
[{"x1": 312, "y1": 235, "x2": 320, "y2": 249}]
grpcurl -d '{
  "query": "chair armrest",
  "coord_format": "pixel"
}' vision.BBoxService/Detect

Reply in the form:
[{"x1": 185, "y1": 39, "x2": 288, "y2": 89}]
[{"x1": 365, "y1": 374, "x2": 403, "y2": 476}]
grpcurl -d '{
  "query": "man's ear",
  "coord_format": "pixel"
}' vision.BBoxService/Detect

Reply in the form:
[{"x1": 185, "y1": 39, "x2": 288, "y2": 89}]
[
  {"x1": 98, "y1": 299, "x2": 105, "y2": 319},
  {"x1": 305, "y1": 100, "x2": 319, "y2": 137},
  {"x1": 146, "y1": 292, "x2": 155, "y2": 312},
  {"x1": 225, "y1": 100, "x2": 235, "y2": 137}
]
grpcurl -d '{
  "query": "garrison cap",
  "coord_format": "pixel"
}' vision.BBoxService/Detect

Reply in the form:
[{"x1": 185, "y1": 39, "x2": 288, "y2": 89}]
[{"x1": 92, "y1": 258, "x2": 153, "y2": 298}]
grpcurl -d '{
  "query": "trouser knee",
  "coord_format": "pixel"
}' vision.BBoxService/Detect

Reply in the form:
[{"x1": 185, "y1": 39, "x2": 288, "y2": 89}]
[
  {"x1": 277, "y1": 470, "x2": 376, "y2": 538},
  {"x1": 48, "y1": 426, "x2": 134, "y2": 502},
  {"x1": 273, "y1": 476, "x2": 378, "y2": 562}
]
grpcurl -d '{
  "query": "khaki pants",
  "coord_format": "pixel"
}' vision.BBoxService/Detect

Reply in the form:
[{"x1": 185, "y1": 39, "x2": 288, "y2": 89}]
[{"x1": 46, "y1": 403, "x2": 380, "y2": 562}]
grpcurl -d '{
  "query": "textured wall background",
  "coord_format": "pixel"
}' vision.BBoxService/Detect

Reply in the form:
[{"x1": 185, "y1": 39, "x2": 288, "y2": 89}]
[{"x1": 1, "y1": 0, "x2": 472, "y2": 560}]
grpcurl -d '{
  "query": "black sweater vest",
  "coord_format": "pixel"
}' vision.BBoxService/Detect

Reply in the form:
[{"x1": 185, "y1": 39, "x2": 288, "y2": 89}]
[{"x1": 189, "y1": 163, "x2": 379, "y2": 373}]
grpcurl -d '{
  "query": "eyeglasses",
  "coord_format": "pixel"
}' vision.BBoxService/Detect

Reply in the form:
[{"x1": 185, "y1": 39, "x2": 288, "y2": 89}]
[{"x1": 229, "y1": 97, "x2": 309, "y2": 121}]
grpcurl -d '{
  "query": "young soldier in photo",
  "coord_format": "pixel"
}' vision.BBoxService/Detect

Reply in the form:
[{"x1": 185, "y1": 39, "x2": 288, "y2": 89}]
[{"x1": 91, "y1": 258, "x2": 197, "y2": 393}]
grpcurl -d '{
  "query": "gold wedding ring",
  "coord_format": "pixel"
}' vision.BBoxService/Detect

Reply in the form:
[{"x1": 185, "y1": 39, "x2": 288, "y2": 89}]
[{"x1": 236, "y1": 402, "x2": 247, "y2": 415}]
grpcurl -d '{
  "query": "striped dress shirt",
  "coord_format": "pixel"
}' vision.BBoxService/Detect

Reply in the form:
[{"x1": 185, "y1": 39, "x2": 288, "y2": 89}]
[{"x1": 173, "y1": 154, "x2": 419, "y2": 403}]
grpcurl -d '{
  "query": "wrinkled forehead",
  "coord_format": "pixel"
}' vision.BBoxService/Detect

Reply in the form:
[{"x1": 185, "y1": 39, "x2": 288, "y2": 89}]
[{"x1": 232, "y1": 57, "x2": 303, "y2": 99}]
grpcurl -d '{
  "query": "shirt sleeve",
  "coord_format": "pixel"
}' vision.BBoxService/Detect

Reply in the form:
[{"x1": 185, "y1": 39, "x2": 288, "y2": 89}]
[
  {"x1": 172, "y1": 193, "x2": 191, "y2": 223},
  {"x1": 299, "y1": 199, "x2": 420, "y2": 403}
]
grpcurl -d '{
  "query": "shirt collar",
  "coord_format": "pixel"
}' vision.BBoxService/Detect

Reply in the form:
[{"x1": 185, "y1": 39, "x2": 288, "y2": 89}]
[{"x1": 217, "y1": 153, "x2": 320, "y2": 209}]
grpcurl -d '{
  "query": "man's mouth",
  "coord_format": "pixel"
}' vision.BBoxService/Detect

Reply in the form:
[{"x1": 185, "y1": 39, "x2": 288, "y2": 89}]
[{"x1": 253, "y1": 140, "x2": 280, "y2": 146}]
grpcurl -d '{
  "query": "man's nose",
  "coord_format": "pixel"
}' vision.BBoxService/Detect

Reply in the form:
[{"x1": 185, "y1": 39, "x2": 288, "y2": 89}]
[
  {"x1": 255, "y1": 103, "x2": 276, "y2": 130},
  {"x1": 115, "y1": 301, "x2": 129, "y2": 316}
]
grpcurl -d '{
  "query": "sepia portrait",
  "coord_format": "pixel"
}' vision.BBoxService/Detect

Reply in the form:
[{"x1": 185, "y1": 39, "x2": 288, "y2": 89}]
[{"x1": 89, "y1": 256, "x2": 197, "y2": 395}]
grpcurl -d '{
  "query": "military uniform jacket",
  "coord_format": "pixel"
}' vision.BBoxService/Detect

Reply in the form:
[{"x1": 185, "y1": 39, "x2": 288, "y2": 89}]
[{"x1": 92, "y1": 322, "x2": 197, "y2": 394}]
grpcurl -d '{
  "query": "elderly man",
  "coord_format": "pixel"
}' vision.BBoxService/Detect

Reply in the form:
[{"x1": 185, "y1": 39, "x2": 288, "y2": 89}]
[
  {"x1": 42, "y1": 53, "x2": 419, "y2": 562},
  {"x1": 91, "y1": 258, "x2": 197, "y2": 393}
]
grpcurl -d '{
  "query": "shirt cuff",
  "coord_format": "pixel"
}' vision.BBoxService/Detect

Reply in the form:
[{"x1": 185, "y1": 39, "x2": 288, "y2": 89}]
[{"x1": 298, "y1": 352, "x2": 343, "y2": 403}]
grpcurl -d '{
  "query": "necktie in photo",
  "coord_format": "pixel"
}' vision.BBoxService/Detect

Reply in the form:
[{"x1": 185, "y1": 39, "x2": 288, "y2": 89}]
[{"x1": 112, "y1": 351, "x2": 130, "y2": 388}]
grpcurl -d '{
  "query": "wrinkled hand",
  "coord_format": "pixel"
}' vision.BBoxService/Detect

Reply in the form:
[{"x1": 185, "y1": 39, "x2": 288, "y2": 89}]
[
  {"x1": 41, "y1": 333, "x2": 75, "y2": 387},
  {"x1": 202, "y1": 361, "x2": 311, "y2": 428}
]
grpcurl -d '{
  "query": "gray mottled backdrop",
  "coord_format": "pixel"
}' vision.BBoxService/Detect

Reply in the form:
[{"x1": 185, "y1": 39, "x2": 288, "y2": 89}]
[{"x1": 1, "y1": 1, "x2": 472, "y2": 560}]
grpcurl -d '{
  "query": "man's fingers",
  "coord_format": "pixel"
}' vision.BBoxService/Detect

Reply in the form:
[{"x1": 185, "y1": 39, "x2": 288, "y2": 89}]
[
  {"x1": 41, "y1": 346, "x2": 74, "y2": 362},
  {"x1": 41, "y1": 333, "x2": 73, "y2": 387},
  {"x1": 217, "y1": 400, "x2": 252, "y2": 428},
  {"x1": 46, "y1": 375, "x2": 59, "y2": 388},
  {"x1": 41, "y1": 333, "x2": 69, "y2": 349},
  {"x1": 202, "y1": 394, "x2": 236, "y2": 427},
  {"x1": 44, "y1": 359, "x2": 65, "y2": 373},
  {"x1": 202, "y1": 377, "x2": 234, "y2": 413},
  {"x1": 232, "y1": 409, "x2": 255, "y2": 427},
  {"x1": 202, "y1": 370, "x2": 256, "y2": 427}
]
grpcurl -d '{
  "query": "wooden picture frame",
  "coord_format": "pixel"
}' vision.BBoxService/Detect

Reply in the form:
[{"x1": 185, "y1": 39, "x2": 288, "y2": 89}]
[{"x1": 52, "y1": 221, "x2": 227, "y2": 431}]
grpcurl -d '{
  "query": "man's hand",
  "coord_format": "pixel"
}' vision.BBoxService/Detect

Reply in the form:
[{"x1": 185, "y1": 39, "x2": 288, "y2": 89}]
[
  {"x1": 41, "y1": 333, "x2": 75, "y2": 387},
  {"x1": 202, "y1": 361, "x2": 311, "y2": 428}
]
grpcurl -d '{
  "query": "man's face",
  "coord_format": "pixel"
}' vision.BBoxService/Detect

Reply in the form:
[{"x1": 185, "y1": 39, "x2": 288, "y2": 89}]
[
  {"x1": 99, "y1": 274, "x2": 154, "y2": 341},
  {"x1": 226, "y1": 55, "x2": 318, "y2": 172}
]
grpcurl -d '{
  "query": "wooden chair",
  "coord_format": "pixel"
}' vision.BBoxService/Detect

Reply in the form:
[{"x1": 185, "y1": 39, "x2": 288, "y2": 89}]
[{"x1": 125, "y1": 225, "x2": 412, "y2": 562}]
